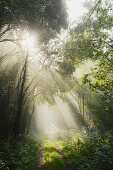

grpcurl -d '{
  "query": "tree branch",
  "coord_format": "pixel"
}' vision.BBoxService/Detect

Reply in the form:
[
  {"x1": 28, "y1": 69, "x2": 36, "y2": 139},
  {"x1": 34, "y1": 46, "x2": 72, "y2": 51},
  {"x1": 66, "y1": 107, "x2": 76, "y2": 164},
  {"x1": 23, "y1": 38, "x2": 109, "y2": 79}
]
[{"x1": 0, "y1": 24, "x2": 11, "y2": 38}]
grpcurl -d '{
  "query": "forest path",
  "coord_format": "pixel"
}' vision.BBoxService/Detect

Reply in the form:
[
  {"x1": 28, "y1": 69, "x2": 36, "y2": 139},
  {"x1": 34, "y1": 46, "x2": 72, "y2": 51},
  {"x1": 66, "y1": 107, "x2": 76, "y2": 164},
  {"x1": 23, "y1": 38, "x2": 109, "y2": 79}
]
[
  {"x1": 51, "y1": 140, "x2": 74, "y2": 170},
  {"x1": 34, "y1": 138, "x2": 75, "y2": 170},
  {"x1": 34, "y1": 139, "x2": 44, "y2": 170}
]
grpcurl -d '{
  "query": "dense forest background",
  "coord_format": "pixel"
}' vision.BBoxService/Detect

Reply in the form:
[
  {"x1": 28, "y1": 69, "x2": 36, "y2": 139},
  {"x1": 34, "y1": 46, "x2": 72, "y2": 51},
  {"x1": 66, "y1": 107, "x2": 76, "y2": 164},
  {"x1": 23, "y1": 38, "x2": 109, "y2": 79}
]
[{"x1": 0, "y1": 0, "x2": 113, "y2": 169}]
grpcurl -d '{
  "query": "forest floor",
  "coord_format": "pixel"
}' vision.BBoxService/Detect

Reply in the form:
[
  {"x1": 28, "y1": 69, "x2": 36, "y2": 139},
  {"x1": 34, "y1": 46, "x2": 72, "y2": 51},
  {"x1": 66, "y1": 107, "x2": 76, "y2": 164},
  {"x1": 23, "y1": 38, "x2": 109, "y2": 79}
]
[
  {"x1": 34, "y1": 139, "x2": 74, "y2": 170},
  {"x1": 1, "y1": 130, "x2": 113, "y2": 169},
  {"x1": 34, "y1": 130, "x2": 113, "y2": 170}
]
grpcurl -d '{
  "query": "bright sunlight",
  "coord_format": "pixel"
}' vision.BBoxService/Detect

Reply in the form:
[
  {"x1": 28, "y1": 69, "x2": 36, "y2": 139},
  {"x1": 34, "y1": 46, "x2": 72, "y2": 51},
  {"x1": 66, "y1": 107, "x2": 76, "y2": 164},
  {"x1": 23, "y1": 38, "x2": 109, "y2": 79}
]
[
  {"x1": 66, "y1": 0, "x2": 87, "y2": 22},
  {"x1": 1, "y1": 0, "x2": 113, "y2": 169},
  {"x1": 21, "y1": 32, "x2": 35, "y2": 51}
]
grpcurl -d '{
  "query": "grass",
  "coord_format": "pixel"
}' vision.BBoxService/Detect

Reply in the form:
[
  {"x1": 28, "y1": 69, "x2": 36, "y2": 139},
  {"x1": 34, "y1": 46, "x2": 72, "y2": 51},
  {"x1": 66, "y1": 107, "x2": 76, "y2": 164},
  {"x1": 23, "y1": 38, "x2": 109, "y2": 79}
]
[
  {"x1": 0, "y1": 136, "x2": 38, "y2": 170},
  {"x1": 42, "y1": 140, "x2": 65, "y2": 170}
]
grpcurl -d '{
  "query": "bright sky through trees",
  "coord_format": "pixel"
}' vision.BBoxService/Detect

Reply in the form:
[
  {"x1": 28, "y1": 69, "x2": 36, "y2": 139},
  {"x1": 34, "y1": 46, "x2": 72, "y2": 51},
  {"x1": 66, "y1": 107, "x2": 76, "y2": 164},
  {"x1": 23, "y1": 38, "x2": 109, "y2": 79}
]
[
  {"x1": 66, "y1": 0, "x2": 87, "y2": 22},
  {"x1": 21, "y1": 32, "x2": 36, "y2": 53},
  {"x1": 18, "y1": 0, "x2": 88, "y2": 52}
]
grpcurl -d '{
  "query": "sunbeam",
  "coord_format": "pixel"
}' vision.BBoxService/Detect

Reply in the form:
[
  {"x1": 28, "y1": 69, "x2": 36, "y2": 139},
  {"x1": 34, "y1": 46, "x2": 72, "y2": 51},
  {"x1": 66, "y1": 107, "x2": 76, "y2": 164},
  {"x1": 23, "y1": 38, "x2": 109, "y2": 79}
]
[
  {"x1": 32, "y1": 96, "x2": 80, "y2": 139},
  {"x1": 21, "y1": 32, "x2": 35, "y2": 52}
]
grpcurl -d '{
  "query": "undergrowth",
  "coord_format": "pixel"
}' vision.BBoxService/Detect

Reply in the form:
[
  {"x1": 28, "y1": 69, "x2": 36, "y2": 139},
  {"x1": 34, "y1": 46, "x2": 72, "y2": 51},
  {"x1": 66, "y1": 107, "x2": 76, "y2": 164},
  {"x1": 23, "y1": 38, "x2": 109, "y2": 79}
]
[
  {"x1": 56, "y1": 129, "x2": 113, "y2": 170},
  {"x1": 0, "y1": 136, "x2": 38, "y2": 170}
]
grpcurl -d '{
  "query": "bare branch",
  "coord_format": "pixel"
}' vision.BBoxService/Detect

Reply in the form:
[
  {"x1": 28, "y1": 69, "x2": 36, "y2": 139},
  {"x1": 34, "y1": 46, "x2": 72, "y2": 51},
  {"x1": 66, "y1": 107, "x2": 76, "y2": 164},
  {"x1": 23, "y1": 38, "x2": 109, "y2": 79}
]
[
  {"x1": 0, "y1": 24, "x2": 11, "y2": 38},
  {"x1": 0, "y1": 39, "x2": 20, "y2": 43}
]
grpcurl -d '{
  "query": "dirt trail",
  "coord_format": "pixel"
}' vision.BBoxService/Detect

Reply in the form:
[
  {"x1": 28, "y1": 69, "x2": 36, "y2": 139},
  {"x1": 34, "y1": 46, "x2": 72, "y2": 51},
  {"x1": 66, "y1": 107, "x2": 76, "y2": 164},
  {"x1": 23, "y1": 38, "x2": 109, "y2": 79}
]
[
  {"x1": 34, "y1": 139, "x2": 75, "y2": 170},
  {"x1": 52, "y1": 141, "x2": 75, "y2": 170},
  {"x1": 34, "y1": 139, "x2": 44, "y2": 170}
]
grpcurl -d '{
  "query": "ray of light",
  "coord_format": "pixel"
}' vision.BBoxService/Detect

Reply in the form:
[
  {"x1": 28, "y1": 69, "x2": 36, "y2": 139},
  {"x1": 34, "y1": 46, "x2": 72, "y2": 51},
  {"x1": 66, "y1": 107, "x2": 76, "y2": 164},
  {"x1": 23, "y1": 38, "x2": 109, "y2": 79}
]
[{"x1": 32, "y1": 95, "x2": 80, "y2": 139}]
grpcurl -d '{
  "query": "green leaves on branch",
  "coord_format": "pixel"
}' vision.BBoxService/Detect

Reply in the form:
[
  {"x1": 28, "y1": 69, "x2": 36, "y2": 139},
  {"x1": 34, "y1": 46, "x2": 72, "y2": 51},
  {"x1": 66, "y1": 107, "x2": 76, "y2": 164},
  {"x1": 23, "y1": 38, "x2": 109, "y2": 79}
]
[{"x1": 0, "y1": 0, "x2": 68, "y2": 43}]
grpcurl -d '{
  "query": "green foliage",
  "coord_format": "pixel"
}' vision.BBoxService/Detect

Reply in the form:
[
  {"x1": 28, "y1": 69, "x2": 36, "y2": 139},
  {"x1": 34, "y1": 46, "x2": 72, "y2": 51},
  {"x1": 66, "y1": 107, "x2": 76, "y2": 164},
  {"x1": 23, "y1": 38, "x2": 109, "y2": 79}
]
[
  {"x1": 89, "y1": 60, "x2": 113, "y2": 102},
  {"x1": 60, "y1": 0, "x2": 113, "y2": 131},
  {"x1": 56, "y1": 130, "x2": 113, "y2": 170},
  {"x1": 60, "y1": 0, "x2": 113, "y2": 66},
  {"x1": 0, "y1": 136, "x2": 38, "y2": 170},
  {"x1": 76, "y1": 75, "x2": 113, "y2": 131},
  {"x1": 80, "y1": 59, "x2": 113, "y2": 131},
  {"x1": 0, "y1": 0, "x2": 68, "y2": 42},
  {"x1": 58, "y1": 60, "x2": 75, "y2": 76}
]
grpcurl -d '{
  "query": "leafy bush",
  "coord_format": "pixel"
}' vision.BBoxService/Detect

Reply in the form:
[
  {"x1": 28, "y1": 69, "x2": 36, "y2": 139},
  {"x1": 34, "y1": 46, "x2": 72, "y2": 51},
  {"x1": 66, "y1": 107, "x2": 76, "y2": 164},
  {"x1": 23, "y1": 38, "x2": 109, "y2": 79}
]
[
  {"x1": 56, "y1": 130, "x2": 113, "y2": 170},
  {"x1": 0, "y1": 136, "x2": 38, "y2": 170}
]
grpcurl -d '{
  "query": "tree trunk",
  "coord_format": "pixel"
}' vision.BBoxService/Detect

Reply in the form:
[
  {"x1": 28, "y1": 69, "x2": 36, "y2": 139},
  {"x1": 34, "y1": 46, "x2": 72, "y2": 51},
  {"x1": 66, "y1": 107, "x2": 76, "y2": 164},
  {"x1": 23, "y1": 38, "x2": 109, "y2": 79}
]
[{"x1": 14, "y1": 56, "x2": 28, "y2": 137}]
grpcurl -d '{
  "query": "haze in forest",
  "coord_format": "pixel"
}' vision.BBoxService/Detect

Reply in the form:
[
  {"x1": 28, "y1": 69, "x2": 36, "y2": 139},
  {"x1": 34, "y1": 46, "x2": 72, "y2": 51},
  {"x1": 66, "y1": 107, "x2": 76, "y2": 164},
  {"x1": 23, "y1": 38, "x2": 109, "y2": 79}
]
[{"x1": 0, "y1": 0, "x2": 113, "y2": 169}]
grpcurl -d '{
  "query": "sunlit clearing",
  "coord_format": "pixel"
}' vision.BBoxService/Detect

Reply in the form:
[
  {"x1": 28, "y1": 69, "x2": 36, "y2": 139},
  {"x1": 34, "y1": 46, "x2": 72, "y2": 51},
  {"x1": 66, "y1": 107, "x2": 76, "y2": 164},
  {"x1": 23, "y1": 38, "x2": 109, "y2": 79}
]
[
  {"x1": 66, "y1": 0, "x2": 87, "y2": 22},
  {"x1": 21, "y1": 32, "x2": 35, "y2": 51}
]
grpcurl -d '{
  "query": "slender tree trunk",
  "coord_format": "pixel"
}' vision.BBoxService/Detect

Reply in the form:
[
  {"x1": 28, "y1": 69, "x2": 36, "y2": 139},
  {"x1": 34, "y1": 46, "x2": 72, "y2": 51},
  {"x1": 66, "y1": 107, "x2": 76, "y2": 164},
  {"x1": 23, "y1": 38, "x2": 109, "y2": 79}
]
[
  {"x1": 82, "y1": 94, "x2": 85, "y2": 118},
  {"x1": 14, "y1": 56, "x2": 28, "y2": 137},
  {"x1": 27, "y1": 107, "x2": 35, "y2": 135},
  {"x1": 79, "y1": 97, "x2": 82, "y2": 113}
]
